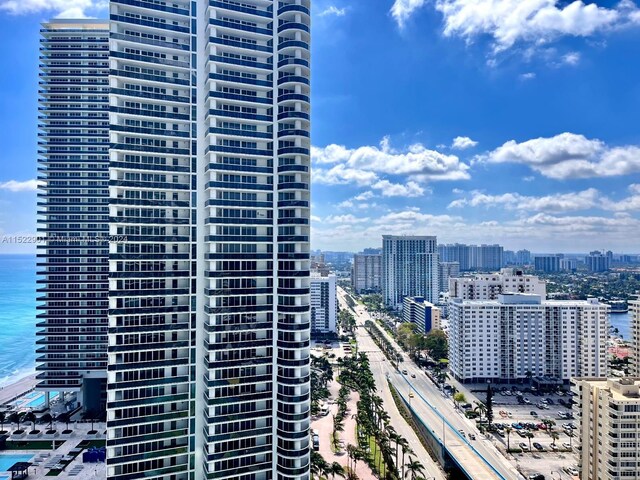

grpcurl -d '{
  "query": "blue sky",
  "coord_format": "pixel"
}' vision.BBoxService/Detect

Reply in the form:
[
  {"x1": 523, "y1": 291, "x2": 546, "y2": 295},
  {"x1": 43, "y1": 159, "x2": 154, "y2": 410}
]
[{"x1": 2, "y1": 0, "x2": 640, "y2": 254}]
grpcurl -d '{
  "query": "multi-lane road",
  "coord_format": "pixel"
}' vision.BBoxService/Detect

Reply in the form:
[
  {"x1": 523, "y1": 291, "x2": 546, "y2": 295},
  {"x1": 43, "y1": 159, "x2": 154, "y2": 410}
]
[{"x1": 339, "y1": 288, "x2": 524, "y2": 480}]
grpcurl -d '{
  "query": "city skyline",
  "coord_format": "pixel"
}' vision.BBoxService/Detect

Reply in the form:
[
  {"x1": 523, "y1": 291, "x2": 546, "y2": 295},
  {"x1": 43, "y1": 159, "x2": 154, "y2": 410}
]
[{"x1": 3, "y1": 1, "x2": 640, "y2": 254}]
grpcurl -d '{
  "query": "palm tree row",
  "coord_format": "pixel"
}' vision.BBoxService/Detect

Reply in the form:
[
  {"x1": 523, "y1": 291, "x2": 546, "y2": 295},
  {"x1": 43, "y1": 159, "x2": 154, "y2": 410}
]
[
  {"x1": 364, "y1": 320, "x2": 403, "y2": 368},
  {"x1": 338, "y1": 352, "x2": 428, "y2": 480}
]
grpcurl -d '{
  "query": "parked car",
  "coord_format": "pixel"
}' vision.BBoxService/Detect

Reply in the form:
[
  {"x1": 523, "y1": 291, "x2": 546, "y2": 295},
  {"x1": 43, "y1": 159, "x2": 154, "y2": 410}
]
[
  {"x1": 546, "y1": 398, "x2": 555, "y2": 405},
  {"x1": 562, "y1": 443, "x2": 572, "y2": 450},
  {"x1": 528, "y1": 474, "x2": 545, "y2": 480},
  {"x1": 533, "y1": 442, "x2": 544, "y2": 451},
  {"x1": 564, "y1": 467, "x2": 579, "y2": 476},
  {"x1": 519, "y1": 442, "x2": 529, "y2": 451},
  {"x1": 469, "y1": 434, "x2": 476, "y2": 440},
  {"x1": 530, "y1": 411, "x2": 538, "y2": 417}
]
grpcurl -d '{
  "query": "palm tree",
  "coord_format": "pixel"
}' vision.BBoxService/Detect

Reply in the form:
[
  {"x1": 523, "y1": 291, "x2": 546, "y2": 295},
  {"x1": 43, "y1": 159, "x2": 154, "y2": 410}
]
[
  {"x1": 329, "y1": 461, "x2": 346, "y2": 480},
  {"x1": 504, "y1": 426, "x2": 512, "y2": 451},
  {"x1": 550, "y1": 431, "x2": 559, "y2": 447},
  {"x1": 311, "y1": 451, "x2": 329, "y2": 480},
  {"x1": 474, "y1": 401, "x2": 487, "y2": 421},
  {"x1": 23, "y1": 412, "x2": 36, "y2": 432},
  {"x1": 8, "y1": 412, "x2": 23, "y2": 432},
  {"x1": 395, "y1": 436, "x2": 409, "y2": 475},
  {"x1": 404, "y1": 457, "x2": 426, "y2": 480},
  {"x1": 400, "y1": 443, "x2": 414, "y2": 479},
  {"x1": 526, "y1": 431, "x2": 534, "y2": 453},
  {"x1": 40, "y1": 413, "x2": 54, "y2": 431},
  {"x1": 57, "y1": 412, "x2": 71, "y2": 432}
]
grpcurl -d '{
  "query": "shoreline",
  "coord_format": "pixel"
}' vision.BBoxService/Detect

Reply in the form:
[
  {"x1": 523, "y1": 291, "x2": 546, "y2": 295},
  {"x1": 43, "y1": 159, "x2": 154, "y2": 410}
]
[{"x1": 0, "y1": 373, "x2": 38, "y2": 405}]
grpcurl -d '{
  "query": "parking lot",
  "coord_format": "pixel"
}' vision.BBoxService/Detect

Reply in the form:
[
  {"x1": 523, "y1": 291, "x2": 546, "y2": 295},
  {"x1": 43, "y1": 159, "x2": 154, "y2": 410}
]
[{"x1": 446, "y1": 382, "x2": 581, "y2": 479}]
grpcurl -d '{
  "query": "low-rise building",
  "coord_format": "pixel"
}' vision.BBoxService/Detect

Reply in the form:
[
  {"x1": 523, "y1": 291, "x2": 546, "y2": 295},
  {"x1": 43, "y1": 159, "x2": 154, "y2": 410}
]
[
  {"x1": 403, "y1": 296, "x2": 441, "y2": 334},
  {"x1": 572, "y1": 377, "x2": 640, "y2": 480},
  {"x1": 449, "y1": 294, "x2": 608, "y2": 383}
]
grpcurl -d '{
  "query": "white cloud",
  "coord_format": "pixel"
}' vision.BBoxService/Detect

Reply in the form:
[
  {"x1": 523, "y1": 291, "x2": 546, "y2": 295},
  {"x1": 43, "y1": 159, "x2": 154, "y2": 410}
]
[
  {"x1": 324, "y1": 214, "x2": 370, "y2": 224},
  {"x1": 483, "y1": 132, "x2": 640, "y2": 179},
  {"x1": 372, "y1": 180, "x2": 426, "y2": 197},
  {"x1": 561, "y1": 51, "x2": 581, "y2": 65},
  {"x1": 312, "y1": 137, "x2": 470, "y2": 183},
  {"x1": 448, "y1": 188, "x2": 602, "y2": 212},
  {"x1": 0, "y1": 179, "x2": 40, "y2": 192},
  {"x1": 319, "y1": 5, "x2": 347, "y2": 17},
  {"x1": 0, "y1": 0, "x2": 107, "y2": 17},
  {"x1": 520, "y1": 72, "x2": 537, "y2": 80},
  {"x1": 433, "y1": 0, "x2": 639, "y2": 52},
  {"x1": 451, "y1": 136, "x2": 478, "y2": 150},
  {"x1": 312, "y1": 164, "x2": 378, "y2": 186},
  {"x1": 354, "y1": 191, "x2": 375, "y2": 201},
  {"x1": 390, "y1": 0, "x2": 428, "y2": 28}
]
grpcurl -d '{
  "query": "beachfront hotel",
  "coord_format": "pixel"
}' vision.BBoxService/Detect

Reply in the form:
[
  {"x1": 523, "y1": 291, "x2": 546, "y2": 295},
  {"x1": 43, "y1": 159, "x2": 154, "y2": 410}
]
[
  {"x1": 37, "y1": 19, "x2": 110, "y2": 412},
  {"x1": 106, "y1": 1, "x2": 311, "y2": 479}
]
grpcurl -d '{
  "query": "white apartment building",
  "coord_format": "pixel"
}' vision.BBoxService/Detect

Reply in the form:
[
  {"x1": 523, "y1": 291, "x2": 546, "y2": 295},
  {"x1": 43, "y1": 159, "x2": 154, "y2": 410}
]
[
  {"x1": 572, "y1": 377, "x2": 640, "y2": 480},
  {"x1": 37, "y1": 19, "x2": 110, "y2": 412},
  {"x1": 310, "y1": 274, "x2": 337, "y2": 333},
  {"x1": 449, "y1": 268, "x2": 547, "y2": 300},
  {"x1": 449, "y1": 294, "x2": 609, "y2": 383},
  {"x1": 106, "y1": 1, "x2": 311, "y2": 480},
  {"x1": 382, "y1": 235, "x2": 439, "y2": 308},
  {"x1": 402, "y1": 297, "x2": 441, "y2": 334},
  {"x1": 351, "y1": 253, "x2": 382, "y2": 294}
]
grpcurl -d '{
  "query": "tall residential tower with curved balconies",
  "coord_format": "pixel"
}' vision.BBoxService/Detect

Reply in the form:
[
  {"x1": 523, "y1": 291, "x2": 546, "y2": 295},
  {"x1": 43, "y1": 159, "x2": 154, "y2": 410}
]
[{"x1": 107, "y1": 1, "x2": 311, "y2": 479}]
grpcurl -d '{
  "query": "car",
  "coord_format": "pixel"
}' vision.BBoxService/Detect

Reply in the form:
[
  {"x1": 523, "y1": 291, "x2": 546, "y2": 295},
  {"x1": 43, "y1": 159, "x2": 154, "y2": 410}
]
[
  {"x1": 564, "y1": 467, "x2": 579, "y2": 476},
  {"x1": 411, "y1": 373, "x2": 416, "y2": 378},
  {"x1": 469, "y1": 434, "x2": 476, "y2": 440},
  {"x1": 546, "y1": 398, "x2": 555, "y2": 405},
  {"x1": 402, "y1": 370, "x2": 408, "y2": 375},
  {"x1": 504, "y1": 390, "x2": 512, "y2": 396},
  {"x1": 537, "y1": 423, "x2": 547, "y2": 430},
  {"x1": 565, "y1": 430, "x2": 574, "y2": 437},
  {"x1": 408, "y1": 392, "x2": 414, "y2": 399},
  {"x1": 558, "y1": 399, "x2": 567, "y2": 406},
  {"x1": 530, "y1": 411, "x2": 538, "y2": 417},
  {"x1": 549, "y1": 443, "x2": 558, "y2": 451},
  {"x1": 496, "y1": 430, "x2": 505, "y2": 437},
  {"x1": 462, "y1": 403, "x2": 473, "y2": 410},
  {"x1": 517, "y1": 430, "x2": 528, "y2": 437},
  {"x1": 523, "y1": 398, "x2": 531, "y2": 404},
  {"x1": 519, "y1": 442, "x2": 529, "y2": 451},
  {"x1": 528, "y1": 474, "x2": 545, "y2": 480},
  {"x1": 458, "y1": 429, "x2": 466, "y2": 438},
  {"x1": 562, "y1": 443, "x2": 572, "y2": 450},
  {"x1": 533, "y1": 442, "x2": 544, "y2": 451}
]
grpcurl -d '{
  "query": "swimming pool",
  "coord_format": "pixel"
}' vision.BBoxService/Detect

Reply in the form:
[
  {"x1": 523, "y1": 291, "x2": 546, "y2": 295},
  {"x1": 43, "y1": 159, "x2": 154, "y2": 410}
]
[
  {"x1": 25, "y1": 391, "x2": 58, "y2": 408},
  {"x1": 0, "y1": 454, "x2": 33, "y2": 471}
]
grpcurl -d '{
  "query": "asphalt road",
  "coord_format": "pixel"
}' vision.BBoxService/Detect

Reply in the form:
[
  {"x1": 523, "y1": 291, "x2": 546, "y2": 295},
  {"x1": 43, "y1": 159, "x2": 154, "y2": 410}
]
[{"x1": 340, "y1": 289, "x2": 525, "y2": 480}]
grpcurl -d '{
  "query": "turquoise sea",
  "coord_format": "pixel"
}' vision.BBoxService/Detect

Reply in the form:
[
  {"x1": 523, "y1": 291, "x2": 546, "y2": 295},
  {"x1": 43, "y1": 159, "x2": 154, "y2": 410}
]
[{"x1": 0, "y1": 255, "x2": 37, "y2": 386}]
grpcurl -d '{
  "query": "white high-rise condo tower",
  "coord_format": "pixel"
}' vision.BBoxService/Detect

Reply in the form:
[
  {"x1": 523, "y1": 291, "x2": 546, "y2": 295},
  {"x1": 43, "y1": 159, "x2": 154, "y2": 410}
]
[
  {"x1": 107, "y1": 1, "x2": 311, "y2": 479},
  {"x1": 382, "y1": 235, "x2": 439, "y2": 308},
  {"x1": 37, "y1": 19, "x2": 110, "y2": 412}
]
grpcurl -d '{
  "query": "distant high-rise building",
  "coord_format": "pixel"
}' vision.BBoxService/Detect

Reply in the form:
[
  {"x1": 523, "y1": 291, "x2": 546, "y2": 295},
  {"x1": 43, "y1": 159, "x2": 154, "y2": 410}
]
[
  {"x1": 362, "y1": 247, "x2": 382, "y2": 255},
  {"x1": 438, "y1": 261, "x2": 460, "y2": 293},
  {"x1": 515, "y1": 249, "x2": 532, "y2": 266},
  {"x1": 573, "y1": 378, "x2": 640, "y2": 480},
  {"x1": 560, "y1": 258, "x2": 578, "y2": 271},
  {"x1": 352, "y1": 253, "x2": 382, "y2": 293},
  {"x1": 37, "y1": 19, "x2": 110, "y2": 412},
  {"x1": 586, "y1": 251, "x2": 610, "y2": 272},
  {"x1": 534, "y1": 255, "x2": 561, "y2": 272},
  {"x1": 311, "y1": 274, "x2": 337, "y2": 334},
  {"x1": 449, "y1": 294, "x2": 609, "y2": 383},
  {"x1": 439, "y1": 243, "x2": 504, "y2": 271},
  {"x1": 439, "y1": 243, "x2": 471, "y2": 271},
  {"x1": 449, "y1": 268, "x2": 546, "y2": 300},
  {"x1": 402, "y1": 297, "x2": 440, "y2": 334},
  {"x1": 383, "y1": 235, "x2": 439, "y2": 308},
  {"x1": 503, "y1": 250, "x2": 516, "y2": 265}
]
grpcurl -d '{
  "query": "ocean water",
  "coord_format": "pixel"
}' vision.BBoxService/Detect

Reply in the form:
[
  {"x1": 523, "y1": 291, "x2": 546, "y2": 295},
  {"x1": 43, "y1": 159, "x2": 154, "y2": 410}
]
[{"x1": 0, "y1": 255, "x2": 37, "y2": 386}]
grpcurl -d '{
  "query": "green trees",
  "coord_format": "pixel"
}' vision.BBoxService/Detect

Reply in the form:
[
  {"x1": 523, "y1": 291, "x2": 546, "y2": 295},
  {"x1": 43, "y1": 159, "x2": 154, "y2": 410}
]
[
  {"x1": 339, "y1": 310, "x2": 356, "y2": 334},
  {"x1": 452, "y1": 392, "x2": 466, "y2": 410},
  {"x1": 9, "y1": 412, "x2": 23, "y2": 432},
  {"x1": 485, "y1": 384, "x2": 494, "y2": 427},
  {"x1": 424, "y1": 329, "x2": 448, "y2": 361},
  {"x1": 23, "y1": 412, "x2": 36, "y2": 433}
]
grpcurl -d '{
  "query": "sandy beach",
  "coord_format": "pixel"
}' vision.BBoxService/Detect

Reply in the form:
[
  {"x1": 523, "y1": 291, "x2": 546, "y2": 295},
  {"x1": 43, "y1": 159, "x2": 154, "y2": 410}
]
[{"x1": 0, "y1": 373, "x2": 37, "y2": 405}]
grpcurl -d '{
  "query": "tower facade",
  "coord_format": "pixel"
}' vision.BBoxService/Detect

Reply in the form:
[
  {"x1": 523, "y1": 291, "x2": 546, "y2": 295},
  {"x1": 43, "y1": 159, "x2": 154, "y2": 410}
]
[
  {"x1": 37, "y1": 19, "x2": 110, "y2": 411},
  {"x1": 382, "y1": 235, "x2": 439, "y2": 308},
  {"x1": 106, "y1": 1, "x2": 311, "y2": 479}
]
